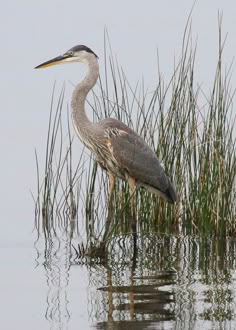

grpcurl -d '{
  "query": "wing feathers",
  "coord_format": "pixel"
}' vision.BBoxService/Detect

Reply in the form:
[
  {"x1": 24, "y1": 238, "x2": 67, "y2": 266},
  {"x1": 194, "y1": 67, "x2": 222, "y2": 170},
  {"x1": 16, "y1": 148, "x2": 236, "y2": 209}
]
[
  {"x1": 111, "y1": 132, "x2": 174, "y2": 198},
  {"x1": 99, "y1": 118, "x2": 176, "y2": 203}
]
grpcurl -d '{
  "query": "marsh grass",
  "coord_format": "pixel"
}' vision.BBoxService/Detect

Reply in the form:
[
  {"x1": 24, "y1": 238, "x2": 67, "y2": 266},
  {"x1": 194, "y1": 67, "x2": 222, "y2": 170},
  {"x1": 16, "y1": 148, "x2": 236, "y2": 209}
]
[{"x1": 34, "y1": 23, "x2": 236, "y2": 250}]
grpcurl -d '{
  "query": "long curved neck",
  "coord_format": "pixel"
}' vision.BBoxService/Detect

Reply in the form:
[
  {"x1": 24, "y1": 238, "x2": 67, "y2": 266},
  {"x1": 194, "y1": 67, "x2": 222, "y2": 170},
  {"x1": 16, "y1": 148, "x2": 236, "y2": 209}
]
[{"x1": 71, "y1": 55, "x2": 99, "y2": 140}]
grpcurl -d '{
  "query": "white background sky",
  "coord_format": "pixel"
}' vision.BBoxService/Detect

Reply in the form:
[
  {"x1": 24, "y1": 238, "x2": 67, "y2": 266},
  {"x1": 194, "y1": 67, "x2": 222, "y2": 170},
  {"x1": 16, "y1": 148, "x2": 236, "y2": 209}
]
[{"x1": 0, "y1": 0, "x2": 236, "y2": 243}]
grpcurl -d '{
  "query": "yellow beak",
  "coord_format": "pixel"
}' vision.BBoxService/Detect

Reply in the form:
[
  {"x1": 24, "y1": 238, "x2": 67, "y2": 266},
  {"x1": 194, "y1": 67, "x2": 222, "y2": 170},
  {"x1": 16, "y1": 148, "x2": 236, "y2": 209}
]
[{"x1": 35, "y1": 55, "x2": 67, "y2": 69}]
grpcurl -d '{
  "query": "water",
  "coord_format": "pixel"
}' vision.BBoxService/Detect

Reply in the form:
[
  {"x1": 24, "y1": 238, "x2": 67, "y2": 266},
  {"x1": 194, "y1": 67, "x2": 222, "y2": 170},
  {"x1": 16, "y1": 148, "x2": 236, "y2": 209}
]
[{"x1": 2, "y1": 233, "x2": 235, "y2": 329}]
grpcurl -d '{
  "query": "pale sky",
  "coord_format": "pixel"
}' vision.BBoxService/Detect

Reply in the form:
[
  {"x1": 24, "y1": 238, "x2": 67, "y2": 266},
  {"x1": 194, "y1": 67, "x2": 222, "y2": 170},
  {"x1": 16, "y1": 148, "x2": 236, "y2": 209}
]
[{"x1": 1, "y1": 0, "x2": 236, "y2": 245}]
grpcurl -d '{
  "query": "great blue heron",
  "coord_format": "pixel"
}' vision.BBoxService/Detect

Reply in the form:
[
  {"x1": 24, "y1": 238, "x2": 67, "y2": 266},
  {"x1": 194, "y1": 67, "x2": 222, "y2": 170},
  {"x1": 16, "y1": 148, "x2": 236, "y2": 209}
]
[{"x1": 35, "y1": 45, "x2": 177, "y2": 221}]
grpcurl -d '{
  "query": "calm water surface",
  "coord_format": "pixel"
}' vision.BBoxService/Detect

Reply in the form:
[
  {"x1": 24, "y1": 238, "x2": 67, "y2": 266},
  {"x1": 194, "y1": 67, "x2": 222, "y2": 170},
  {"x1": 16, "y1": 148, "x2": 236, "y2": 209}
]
[{"x1": 1, "y1": 234, "x2": 236, "y2": 329}]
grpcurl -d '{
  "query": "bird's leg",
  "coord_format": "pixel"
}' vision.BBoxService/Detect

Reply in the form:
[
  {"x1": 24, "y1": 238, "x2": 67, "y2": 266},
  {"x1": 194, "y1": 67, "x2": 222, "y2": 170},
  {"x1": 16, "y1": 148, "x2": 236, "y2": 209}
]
[
  {"x1": 108, "y1": 172, "x2": 115, "y2": 209},
  {"x1": 127, "y1": 176, "x2": 137, "y2": 233},
  {"x1": 102, "y1": 172, "x2": 115, "y2": 243}
]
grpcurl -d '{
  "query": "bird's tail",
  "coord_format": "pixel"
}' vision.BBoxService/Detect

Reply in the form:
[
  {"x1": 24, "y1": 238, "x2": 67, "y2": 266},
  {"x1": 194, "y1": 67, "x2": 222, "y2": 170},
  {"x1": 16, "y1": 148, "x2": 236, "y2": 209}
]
[{"x1": 165, "y1": 179, "x2": 177, "y2": 204}]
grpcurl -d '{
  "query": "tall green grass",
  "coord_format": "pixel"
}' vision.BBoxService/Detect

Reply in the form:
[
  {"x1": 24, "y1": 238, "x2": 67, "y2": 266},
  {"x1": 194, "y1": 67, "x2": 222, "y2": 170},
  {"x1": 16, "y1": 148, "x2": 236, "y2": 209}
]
[{"x1": 34, "y1": 23, "x2": 236, "y2": 245}]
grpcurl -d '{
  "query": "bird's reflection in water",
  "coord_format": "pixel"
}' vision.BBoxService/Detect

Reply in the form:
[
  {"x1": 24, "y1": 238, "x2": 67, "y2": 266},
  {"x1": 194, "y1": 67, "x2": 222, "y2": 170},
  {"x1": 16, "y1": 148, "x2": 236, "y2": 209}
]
[
  {"x1": 99, "y1": 270, "x2": 175, "y2": 322},
  {"x1": 89, "y1": 234, "x2": 176, "y2": 329}
]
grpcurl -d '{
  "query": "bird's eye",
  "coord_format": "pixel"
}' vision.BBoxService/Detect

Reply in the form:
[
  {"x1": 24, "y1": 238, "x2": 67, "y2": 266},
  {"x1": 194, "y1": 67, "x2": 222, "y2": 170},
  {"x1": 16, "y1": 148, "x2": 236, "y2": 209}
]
[{"x1": 65, "y1": 51, "x2": 73, "y2": 57}]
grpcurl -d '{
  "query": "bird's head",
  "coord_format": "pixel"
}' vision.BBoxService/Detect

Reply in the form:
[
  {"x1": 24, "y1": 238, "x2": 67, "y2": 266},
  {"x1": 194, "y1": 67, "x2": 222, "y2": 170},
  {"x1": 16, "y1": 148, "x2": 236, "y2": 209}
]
[{"x1": 35, "y1": 45, "x2": 98, "y2": 69}]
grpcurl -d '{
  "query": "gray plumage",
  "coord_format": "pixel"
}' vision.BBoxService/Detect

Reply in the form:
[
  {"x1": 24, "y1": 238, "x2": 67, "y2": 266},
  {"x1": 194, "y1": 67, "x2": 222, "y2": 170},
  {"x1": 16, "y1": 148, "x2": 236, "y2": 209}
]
[
  {"x1": 35, "y1": 45, "x2": 177, "y2": 206},
  {"x1": 97, "y1": 118, "x2": 176, "y2": 202}
]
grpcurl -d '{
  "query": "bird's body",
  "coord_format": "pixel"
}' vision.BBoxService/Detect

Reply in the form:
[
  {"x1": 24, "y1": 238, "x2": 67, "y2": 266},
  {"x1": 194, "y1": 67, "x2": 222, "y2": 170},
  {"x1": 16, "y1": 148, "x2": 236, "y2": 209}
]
[
  {"x1": 95, "y1": 117, "x2": 176, "y2": 202},
  {"x1": 35, "y1": 45, "x2": 177, "y2": 218}
]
